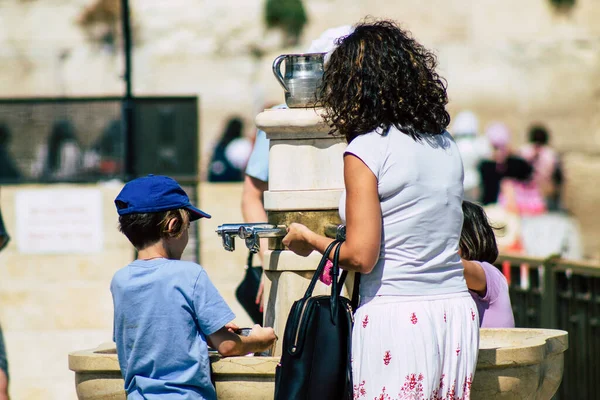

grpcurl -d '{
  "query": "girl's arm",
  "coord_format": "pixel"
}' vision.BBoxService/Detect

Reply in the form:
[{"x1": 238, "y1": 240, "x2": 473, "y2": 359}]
[
  {"x1": 462, "y1": 259, "x2": 487, "y2": 296},
  {"x1": 283, "y1": 154, "x2": 382, "y2": 274}
]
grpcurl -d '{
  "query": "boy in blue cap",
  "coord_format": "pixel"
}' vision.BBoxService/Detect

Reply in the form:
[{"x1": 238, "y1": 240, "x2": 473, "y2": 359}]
[{"x1": 111, "y1": 175, "x2": 276, "y2": 399}]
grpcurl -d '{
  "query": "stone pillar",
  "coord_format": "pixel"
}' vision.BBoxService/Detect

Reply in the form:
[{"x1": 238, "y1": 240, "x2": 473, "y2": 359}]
[{"x1": 255, "y1": 107, "x2": 354, "y2": 356}]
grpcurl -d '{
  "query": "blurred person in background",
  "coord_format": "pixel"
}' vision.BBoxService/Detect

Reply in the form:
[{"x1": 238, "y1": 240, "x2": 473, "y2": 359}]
[
  {"x1": 515, "y1": 125, "x2": 582, "y2": 259},
  {"x1": 83, "y1": 119, "x2": 124, "y2": 179},
  {"x1": 31, "y1": 120, "x2": 82, "y2": 181},
  {"x1": 450, "y1": 110, "x2": 491, "y2": 202},
  {"x1": 241, "y1": 25, "x2": 354, "y2": 313},
  {"x1": 478, "y1": 122, "x2": 538, "y2": 212},
  {"x1": 519, "y1": 124, "x2": 562, "y2": 211},
  {"x1": 0, "y1": 124, "x2": 21, "y2": 183},
  {"x1": 490, "y1": 123, "x2": 546, "y2": 217},
  {"x1": 477, "y1": 123, "x2": 583, "y2": 259},
  {"x1": 208, "y1": 117, "x2": 252, "y2": 182}
]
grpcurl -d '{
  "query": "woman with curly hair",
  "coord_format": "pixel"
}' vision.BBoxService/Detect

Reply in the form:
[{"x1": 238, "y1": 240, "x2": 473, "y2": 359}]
[{"x1": 283, "y1": 20, "x2": 478, "y2": 399}]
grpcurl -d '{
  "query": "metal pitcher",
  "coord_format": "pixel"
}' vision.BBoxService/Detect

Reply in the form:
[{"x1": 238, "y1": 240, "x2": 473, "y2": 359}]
[{"x1": 272, "y1": 53, "x2": 325, "y2": 108}]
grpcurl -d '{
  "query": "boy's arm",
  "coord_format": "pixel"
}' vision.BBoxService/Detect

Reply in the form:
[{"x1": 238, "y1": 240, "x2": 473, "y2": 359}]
[
  {"x1": 192, "y1": 269, "x2": 276, "y2": 355},
  {"x1": 462, "y1": 259, "x2": 487, "y2": 297},
  {"x1": 207, "y1": 324, "x2": 276, "y2": 357}
]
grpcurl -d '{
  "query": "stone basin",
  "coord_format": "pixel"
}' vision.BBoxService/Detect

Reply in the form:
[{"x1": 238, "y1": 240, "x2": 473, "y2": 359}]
[
  {"x1": 69, "y1": 328, "x2": 567, "y2": 400},
  {"x1": 68, "y1": 342, "x2": 279, "y2": 400},
  {"x1": 475, "y1": 328, "x2": 568, "y2": 399}
]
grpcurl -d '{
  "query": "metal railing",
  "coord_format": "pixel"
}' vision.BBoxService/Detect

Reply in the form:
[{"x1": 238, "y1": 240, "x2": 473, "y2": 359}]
[
  {"x1": 0, "y1": 96, "x2": 204, "y2": 265},
  {"x1": 496, "y1": 254, "x2": 600, "y2": 400},
  {"x1": 0, "y1": 96, "x2": 199, "y2": 184}
]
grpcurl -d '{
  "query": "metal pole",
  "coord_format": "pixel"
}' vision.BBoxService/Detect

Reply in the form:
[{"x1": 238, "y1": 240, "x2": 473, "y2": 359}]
[
  {"x1": 540, "y1": 255, "x2": 559, "y2": 329},
  {"x1": 121, "y1": 0, "x2": 135, "y2": 179}
]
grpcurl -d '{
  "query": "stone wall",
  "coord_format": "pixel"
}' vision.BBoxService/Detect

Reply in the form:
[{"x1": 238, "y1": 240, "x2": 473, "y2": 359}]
[
  {"x1": 0, "y1": 182, "x2": 251, "y2": 399},
  {"x1": 0, "y1": 0, "x2": 599, "y2": 255},
  {"x1": 1, "y1": 0, "x2": 599, "y2": 160},
  {"x1": 0, "y1": 183, "x2": 129, "y2": 399}
]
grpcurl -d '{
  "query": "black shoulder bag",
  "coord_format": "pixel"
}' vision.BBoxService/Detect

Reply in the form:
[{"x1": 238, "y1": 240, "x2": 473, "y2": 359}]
[
  {"x1": 235, "y1": 252, "x2": 264, "y2": 324},
  {"x1": 275, "y1": 239, "x2": 355, "y2": 400}
]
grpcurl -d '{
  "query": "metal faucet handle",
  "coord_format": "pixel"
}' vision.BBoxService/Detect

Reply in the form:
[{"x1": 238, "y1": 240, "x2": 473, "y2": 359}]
[
  {"x1": 221, "y1": 233, "x2": 235, "y2": 252},
  {"x1": 238, "y1": 225, "x2": 287, "y2": 239},
  {"x1": 324, "y1": 224, "x2": 346, "y2": 241},
  {"x1": 216, "y1": 223, "x2": 287, "y2": 253}
]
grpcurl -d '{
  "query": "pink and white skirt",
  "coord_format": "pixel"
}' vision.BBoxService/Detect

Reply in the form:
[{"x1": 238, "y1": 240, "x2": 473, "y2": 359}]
[{"x1": 351, "y1": 292, "x2": 479, "y2": 400}]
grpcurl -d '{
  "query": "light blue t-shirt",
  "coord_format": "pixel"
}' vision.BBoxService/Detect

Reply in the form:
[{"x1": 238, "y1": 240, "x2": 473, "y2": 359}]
[
  {"x1": 111, "y1": 259, "x2": 235, "y2": 400},
  {"x1": 245, "y1": 129, "x2": 269, "y2": 182},
  {"x1": 244, "y1": 104, "x2": 287, "y2": 182}
]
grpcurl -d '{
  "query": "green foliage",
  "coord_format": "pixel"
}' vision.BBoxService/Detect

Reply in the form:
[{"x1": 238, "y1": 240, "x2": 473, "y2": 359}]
[
  {"x1": 549, "y1": 0, "x2": 576, "y2": 11},
  {"x1": 265, "y1": 0, "x2": 308, "y2": 44}
]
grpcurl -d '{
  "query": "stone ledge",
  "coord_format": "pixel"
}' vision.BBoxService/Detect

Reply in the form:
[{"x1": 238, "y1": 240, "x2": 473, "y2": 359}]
[
  {"x1": 69, "y1": 343, "x2": 121, "y2": 372},
  {"x1": 255, "y1": 108, "x2": 334, "y2": 139},
  {"x1": 69, "y1": 328, "x2": 569, "y2": 399},
  {"x1": 477, "y1": 328, "x2": 568, "y2": 368},
  {"x1": 210, "y1": 355, "x2": 279, "y2": 376},
  {"x1": 265, "y1": 189, "x2": 343, "y2": 211}
]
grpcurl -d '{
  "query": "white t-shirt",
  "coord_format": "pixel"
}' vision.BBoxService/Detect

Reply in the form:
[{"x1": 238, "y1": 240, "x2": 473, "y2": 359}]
[{"x1": 339, "y1": 128, "x2": 468, "y2": 297}]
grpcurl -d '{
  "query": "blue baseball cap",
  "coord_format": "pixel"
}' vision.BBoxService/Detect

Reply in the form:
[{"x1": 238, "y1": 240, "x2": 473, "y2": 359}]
[{"x1": 115, "y1": 175, "x2": 211, "y2": 220}]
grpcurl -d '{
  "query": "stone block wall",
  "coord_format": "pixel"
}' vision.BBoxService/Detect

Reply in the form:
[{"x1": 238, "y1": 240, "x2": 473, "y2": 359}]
[
  {"x1": 0, "y1": 0, "x2": 599, "y2": 170},
  {"x1": 562, "y1": 153, "x2": 600, "y2": 259},
  {"x1": 0, "y1": 183, "x2": 130, "y2": 399}
]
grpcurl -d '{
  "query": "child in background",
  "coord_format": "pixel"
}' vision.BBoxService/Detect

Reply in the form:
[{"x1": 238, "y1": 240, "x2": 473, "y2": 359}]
[
  {"x1": 460, "y1": 200, "x2": 515, "y2": 328},
  {"x1": 320, "y1": 201, "x2": 515, "y2": 330},
  {"x1": 111, "y1": 175, "x2": 276, "y2": 399}
]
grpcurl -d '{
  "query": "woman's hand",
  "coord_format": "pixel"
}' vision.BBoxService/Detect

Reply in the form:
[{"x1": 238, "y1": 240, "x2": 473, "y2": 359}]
[{"x1": 282, "y1": 223, "x2": 315, "y2": 256}]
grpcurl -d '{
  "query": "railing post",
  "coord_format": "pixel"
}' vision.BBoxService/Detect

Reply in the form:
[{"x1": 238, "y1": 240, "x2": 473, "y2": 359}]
[{"x1": 540, "y1": 255, "x2": 559, "y2": 329}]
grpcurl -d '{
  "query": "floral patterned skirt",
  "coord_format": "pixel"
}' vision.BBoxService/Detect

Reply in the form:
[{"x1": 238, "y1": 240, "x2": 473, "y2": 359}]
[{"x1": 352, "y1": 292, "x2": 479, "y2": 400}]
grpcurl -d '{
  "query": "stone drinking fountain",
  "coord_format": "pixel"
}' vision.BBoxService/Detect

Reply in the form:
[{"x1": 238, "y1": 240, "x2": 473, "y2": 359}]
[{"x1": 69, "y1": 53, "x2": 568, "y2": 399}]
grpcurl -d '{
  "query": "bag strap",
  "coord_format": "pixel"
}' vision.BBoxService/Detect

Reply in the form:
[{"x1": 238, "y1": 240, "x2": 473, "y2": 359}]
[
  {"x1": 303, "y1": 239, "x2": 342, "y2": 299},
  {"x1": 246, "y1": 251, "x2": 254, "y2": 268},
  {"x1": 330, "y1": 240, "x2": 344, "y2": 322},
  {"x1": 338, "y1": 270, "x2": 361, "y2": 310},
  {"x1": 351, "y1": 273, "x2": 361, "y2": 311}
]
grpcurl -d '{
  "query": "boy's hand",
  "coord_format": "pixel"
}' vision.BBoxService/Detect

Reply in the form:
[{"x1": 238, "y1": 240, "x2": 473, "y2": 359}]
[
  {"x1": 249, "y1": 324, "x2": 277, "y2": 347},
  {"x1": 224, "y1": 322, "x2": 240, "y2": 333}
]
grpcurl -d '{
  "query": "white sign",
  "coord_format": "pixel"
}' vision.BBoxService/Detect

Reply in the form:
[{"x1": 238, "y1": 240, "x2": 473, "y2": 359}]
[{"x1": 15, "y1": 188, "x2": 104, "y2": 254}]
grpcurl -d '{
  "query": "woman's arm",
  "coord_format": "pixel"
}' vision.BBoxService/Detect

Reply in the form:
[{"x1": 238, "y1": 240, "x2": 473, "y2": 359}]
[
  {"x1": 241, "y1": 174, "x2": 269, "y2": 310},
  {"x1": 241, "y1": 175, "x2": 269, "y2": 260},
  {"x1": 283, "y1": 154, "x2": 382, "y2": 274},
  {"x1": 462, "y1": 259, "x2": 487, "y2": 296}
]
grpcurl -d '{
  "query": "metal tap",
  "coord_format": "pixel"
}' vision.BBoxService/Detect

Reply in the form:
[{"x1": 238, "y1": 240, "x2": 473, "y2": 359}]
[
  {"x1": 215, "y1": 223, "x2": 287, "y2": 253},
  {"x1": 324, "y1": 224, "x2": 346, "y2": 240}
]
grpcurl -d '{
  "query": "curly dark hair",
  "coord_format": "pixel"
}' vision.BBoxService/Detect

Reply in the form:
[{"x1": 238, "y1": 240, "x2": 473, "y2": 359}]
[{"x1": 320, "y1": 20, "x2": 450, "y2": 143}]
